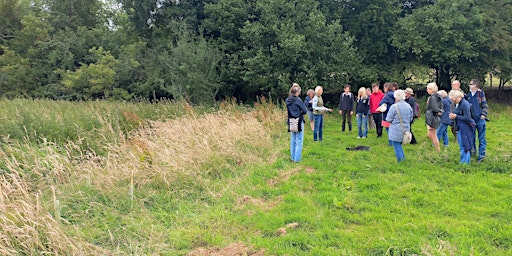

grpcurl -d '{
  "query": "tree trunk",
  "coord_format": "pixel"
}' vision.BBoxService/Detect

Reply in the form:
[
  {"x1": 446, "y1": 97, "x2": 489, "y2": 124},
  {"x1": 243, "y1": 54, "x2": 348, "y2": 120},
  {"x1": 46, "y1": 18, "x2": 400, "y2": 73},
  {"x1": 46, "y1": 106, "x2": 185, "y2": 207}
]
[{"x1": 438, "y1": 65, "x2": 451, "y2": 91}]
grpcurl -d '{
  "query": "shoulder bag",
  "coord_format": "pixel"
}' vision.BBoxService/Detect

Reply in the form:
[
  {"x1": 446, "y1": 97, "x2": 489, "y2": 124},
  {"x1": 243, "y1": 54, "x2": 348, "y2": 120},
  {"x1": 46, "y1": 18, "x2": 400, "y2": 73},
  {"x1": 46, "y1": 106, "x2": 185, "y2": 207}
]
[{"x1": 396, "y1": 105, "x2": 412, "y2": 144}]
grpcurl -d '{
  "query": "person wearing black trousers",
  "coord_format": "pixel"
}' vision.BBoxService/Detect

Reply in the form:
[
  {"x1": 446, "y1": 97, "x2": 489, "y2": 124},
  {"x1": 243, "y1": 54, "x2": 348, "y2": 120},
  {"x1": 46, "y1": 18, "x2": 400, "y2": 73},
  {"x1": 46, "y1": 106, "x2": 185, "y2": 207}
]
[{"x1": 404, "y1": 87, "x2": 418, "y2": 144}]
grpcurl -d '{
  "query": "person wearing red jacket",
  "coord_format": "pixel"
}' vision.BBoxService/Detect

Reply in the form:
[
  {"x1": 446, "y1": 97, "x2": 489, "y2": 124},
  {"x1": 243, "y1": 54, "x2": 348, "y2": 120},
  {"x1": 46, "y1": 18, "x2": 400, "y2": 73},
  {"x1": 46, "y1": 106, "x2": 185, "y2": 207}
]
[{"x1": 369, "y1": 83, "x2": 385, "y2": 137}]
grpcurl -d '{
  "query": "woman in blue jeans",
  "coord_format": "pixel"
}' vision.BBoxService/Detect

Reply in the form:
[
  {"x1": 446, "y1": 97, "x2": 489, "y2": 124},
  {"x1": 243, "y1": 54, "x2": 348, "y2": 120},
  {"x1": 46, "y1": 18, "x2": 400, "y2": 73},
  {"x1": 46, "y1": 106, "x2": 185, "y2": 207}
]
[
  {"x1": 449, "y1": 90, "x2": 475, "y2": 164},
  {"x1": 286, "y1": 83, "x2": 308, "y2": 163},
  {"x1": 436, "y1": 90, "x2": 452, "y2": 147},
  {"x1": 312, "y1": 86, "x2": 333, "y2": 142},
  {"x1": 385, "y1": 90, "x2": 413, "y2": 162}
]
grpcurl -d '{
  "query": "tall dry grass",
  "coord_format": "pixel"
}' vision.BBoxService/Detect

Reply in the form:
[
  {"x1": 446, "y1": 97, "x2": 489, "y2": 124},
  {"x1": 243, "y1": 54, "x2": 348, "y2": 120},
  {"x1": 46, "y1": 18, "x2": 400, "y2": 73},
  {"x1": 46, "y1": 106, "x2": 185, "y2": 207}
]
[
  {"x1": 0, "y1": 140, "x2": 109, "y2": 255},
  {"x1": 83, "y1": 100, "x2": 284, "y2": 197},
  {"x1": 0, "y1": 99, "x2": 285, "y2": 254}
]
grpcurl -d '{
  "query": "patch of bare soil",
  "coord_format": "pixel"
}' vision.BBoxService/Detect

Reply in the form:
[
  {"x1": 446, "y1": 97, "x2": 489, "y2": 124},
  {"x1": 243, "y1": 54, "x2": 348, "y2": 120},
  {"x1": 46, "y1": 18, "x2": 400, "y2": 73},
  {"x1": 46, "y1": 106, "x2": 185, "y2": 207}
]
[
  {"x1": 268, "y1": 165, "x2": 315, "y2": 187},
  {"x1": 235, "y1": 195, "x2": 283, "y2": 214},
  {"x1": 188, "y1": 242, "x2": 265, "y2": 256}
]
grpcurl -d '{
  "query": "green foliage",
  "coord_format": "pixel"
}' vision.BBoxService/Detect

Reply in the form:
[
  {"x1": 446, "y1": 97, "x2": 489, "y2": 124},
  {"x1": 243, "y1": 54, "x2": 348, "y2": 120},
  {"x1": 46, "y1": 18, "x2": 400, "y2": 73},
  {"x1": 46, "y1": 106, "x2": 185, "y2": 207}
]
[
  {"x1": 60, "y1": 47, "x2": 127, "y2": 100},
  {"x1": 392, "y1": 0, "x2": 488, "y2": 89},
  {"x1": 1, "y1": 0, "x2": 512, "y2": 102}
]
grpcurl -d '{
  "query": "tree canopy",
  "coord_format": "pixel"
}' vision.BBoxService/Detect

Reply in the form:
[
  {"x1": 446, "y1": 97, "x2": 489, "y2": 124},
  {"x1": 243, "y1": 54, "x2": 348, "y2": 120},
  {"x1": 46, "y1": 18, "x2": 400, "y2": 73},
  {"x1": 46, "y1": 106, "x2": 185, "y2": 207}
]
[{"x1": 0, "y1": 0, "x2": 510, "y2": 103}]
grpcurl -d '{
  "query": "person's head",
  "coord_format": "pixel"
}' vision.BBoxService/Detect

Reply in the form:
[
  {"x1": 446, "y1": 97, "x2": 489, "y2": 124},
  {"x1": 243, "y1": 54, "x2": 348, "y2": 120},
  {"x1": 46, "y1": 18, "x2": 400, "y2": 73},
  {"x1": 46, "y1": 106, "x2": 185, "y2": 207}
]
[
  {"x1": 438, "y1": 90, "x2": 448, "y2": 99},
  {"x1": 426, "y1": 82, "x2": 438, "y2": 95},
  {"x1": 358, "y1": 87, "x2": 366, "y2": 98},
  {"x1": 307, "y1": 89, "x2": 315, "y2": 97},
  {"x1": 469, "y1": 79, "x2": 481, "y2": 91},
  {"x1": 383, "y1": 82, "x2": 393, "y2": 92},
  {"x1": 404, "y1": 87, "x2": 414, "y2": 98},
  {"x1": 391, "y1": 82, "x2": 399, "y2": 91},
  {"x1": 315, "y1": 86, "x2": 323, "y2": 95},
  {"x1": 289, "y1": 83, "x2": 301, "y2": 96},
  {"x1": 372, "y1": 83, "x2": 380, "y2": 93},
  {"x1": 451, "y1": 80, "x2": 461, "y2": 90},
  {"x1": 344, "y1": 84, "x2": 351, "y2": 93},
  {"x1": 449, "y1": 89, "x2": 464, "y2": 103},
  {"x1": 366, "y1": 87, "x2": 371, "y2": 94},
  {"x1": 394, "y1": 89, "x2": 406, "y2": 102}
]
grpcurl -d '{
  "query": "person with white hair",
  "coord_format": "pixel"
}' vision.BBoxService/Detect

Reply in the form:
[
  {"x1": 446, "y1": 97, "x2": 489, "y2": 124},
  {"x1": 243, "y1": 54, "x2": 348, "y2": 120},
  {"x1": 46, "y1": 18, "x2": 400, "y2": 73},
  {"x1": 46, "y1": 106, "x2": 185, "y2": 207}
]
[
  {"x1": 425, "y1": 82, "x2": 443, "y2": 152},
  {"x1": 312, "y1": 86, "x2": 333, "y2": 141},
  {"x1": 385, "y1": 90, "x2": 413, "y2": 162},
  {"x1": 436, "y1": 90, "x2": 452, "y2": 147},
  {"x1": 449, "y1": 89, "x2": 475, "y2": 164}
]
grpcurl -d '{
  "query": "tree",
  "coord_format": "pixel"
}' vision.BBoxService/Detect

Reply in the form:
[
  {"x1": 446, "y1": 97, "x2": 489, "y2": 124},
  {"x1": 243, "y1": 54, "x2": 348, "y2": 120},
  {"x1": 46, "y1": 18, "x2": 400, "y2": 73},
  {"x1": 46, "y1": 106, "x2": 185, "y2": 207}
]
[
  {"x1": 60, "y1": 47, "x2": 125, "y2": 100},
  {"x1": 392, "y1": 0, "x2": 487, "y2": 90},
  {"x1": 205, "y1": 0, "x2": 360, "y2": 101}
]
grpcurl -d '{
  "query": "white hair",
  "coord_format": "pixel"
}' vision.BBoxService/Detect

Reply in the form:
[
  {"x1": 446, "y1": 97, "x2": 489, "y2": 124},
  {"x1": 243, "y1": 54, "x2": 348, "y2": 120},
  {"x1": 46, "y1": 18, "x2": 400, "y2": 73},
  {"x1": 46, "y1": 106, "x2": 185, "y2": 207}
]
[
  {"x1": 426, "y1": 82, "x2": 438, "y2": 92},
  {"x1": 394, "y1": 89, "x2": 406, "y2": 101}
]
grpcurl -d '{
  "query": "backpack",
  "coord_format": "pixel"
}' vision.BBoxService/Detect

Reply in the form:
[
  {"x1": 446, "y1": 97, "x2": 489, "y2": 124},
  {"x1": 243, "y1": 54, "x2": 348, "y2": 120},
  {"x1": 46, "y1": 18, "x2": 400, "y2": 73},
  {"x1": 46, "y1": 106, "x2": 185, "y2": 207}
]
[{"x1": 414, "y1": 102, "x2": 420, "y2": 119}]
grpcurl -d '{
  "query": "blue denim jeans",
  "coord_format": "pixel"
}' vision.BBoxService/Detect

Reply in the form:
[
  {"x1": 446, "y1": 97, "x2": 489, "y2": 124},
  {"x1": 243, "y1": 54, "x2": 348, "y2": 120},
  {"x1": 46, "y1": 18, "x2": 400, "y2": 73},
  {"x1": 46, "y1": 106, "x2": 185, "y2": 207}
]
[
  {"x1": 386, "y1": 127, "x2": 391, "y2": 146},
  {"x1": 356, "y1": 113, "x2": 368, "y2": 137},
  {"x1": 290, "y1": 122, "x2": 304, "y2": 162},
  {"x1": 313, "y1": 114, "x2": 323, "y2": 141},
  {"x1": 458, "y1": 132, "x2": 471, "y2": 164},
  {"x1": 391, "y1": 141, "x2": 405, "y2": 162},
  {"x1": 473, "y1": 118, "x2": 486, "y2": 159},
  {"x1": 436, "y1": 123, "x2": 449, "y2": 146}
]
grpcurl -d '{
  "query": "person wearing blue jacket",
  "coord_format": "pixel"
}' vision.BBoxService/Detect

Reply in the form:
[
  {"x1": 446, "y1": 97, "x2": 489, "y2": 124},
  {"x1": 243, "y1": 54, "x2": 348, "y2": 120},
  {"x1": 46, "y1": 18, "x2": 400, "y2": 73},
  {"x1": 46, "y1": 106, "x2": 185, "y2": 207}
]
[
  {"x1": 436, "y1": 90, "x2": 452, "y2": 147},
  {"x1": 467, "y1": 79, "x2": 489, "y2": 162},
  {"x1": 286, "y1": 83, "x2": 308, "y2": 163},
  {"x1": 377, "y1": 82, "x2": 397, "y2": 146},
  {"x1": 449, "y1": 90, "x2": 476, "y2": 164},
  {"x1": 385, "y1": 90, "x2": 413, "y2": 162}
]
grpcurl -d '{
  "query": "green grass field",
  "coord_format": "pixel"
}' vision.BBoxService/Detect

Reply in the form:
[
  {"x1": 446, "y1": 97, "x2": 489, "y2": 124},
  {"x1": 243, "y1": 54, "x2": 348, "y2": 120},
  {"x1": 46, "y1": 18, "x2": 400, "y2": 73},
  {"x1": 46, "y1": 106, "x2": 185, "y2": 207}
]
[{"x1": 0, "y1": 99, "x2": 510, "y2": 255}]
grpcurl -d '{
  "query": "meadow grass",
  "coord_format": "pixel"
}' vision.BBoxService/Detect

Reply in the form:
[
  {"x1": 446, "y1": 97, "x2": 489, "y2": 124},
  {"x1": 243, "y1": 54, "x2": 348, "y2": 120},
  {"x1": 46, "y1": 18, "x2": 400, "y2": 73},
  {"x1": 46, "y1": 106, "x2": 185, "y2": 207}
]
[{"x1": 0, "y1": 98, "x2": 511, "y2": 255}]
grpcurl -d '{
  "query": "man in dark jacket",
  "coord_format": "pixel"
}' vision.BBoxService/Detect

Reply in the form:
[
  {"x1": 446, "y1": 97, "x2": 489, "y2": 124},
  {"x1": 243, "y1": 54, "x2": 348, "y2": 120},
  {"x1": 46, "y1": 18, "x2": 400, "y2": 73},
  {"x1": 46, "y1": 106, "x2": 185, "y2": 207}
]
[
  {"x1": 338, "y1": 84, "x2": 354, "y2": 132},
  {"x1": 467, "y1": 79, "x2": 489, "y2": 162}
]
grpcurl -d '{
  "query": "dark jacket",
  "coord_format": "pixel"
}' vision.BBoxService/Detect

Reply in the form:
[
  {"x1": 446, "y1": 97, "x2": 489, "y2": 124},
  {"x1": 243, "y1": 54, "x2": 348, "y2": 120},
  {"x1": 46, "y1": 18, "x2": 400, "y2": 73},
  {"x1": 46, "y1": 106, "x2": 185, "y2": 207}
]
[
  {"x1": 425, "y1": 92, "x2": 443, "y2": 128},
  {"x1": 356, "y1": 97, "x2": 370, "y2": 114},
  {"x1": 453, "y1": 98, "x2": 475, "y2": 152},
  {"x1": 440, "y1": 97, "x2": 452, "y2": 125},
  {"x1": 467, "y1": 90, "x2": 489, "y2": 119},
  {"x1": 286, "y1": 95, "x2": 307, "y2": 131},
  {"x1": 304, "y1": 95, "x2": 313, "y2": 112},
  {"x1": 339, "y1": 93, "x2": 354, "y2": 111},
  {"x1": 405, "y1": 96, "x2": 417, "y2": 122},
  {"x1": 379, "y1": 91, "x2": 395, "y2": 120}
]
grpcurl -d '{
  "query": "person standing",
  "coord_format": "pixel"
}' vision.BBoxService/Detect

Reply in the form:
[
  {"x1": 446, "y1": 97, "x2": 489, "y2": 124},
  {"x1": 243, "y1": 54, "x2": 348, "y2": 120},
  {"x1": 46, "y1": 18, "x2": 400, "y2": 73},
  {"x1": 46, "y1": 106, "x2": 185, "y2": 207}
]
[
  {"x1": 366, "y1": 87, "x2": 375, "y2": 130},
  {"x1": 404, "y1": 87, "x2": 418, "y2": 144},
  {"x1": 377, "y1": 82, "x2": 397, "y2": 146},
  {"x1": 450, "y1": 80, "x2": 464, "y2": 138},
  {"x1": 425, "y1": 82, "x2": 443, "y2": 152},
  {"x1": 467, "y1": 79, "x2": 489, "y2": 162},
  {"x1": 449, "y1": 90, "x2": 475, "y2": 164},
  {"x1": 436, "y1": 90, "x2": 452, "y2": 147},
  {"x1": 385, "y1": 90, "x2": 413, "y2": 162},
  {"x1": 312, "y1": 86, "x2": 333, "y2": 141},
  {"x1": 355, "y1": 87, "x2": 370, "y2": 138},
  {"x1": 303, "y1": 89, "x2": 316, "y2": 131},
  {"x1": 286, "y1": 83, "x2": 307, "y2": 163},
  {"x1": 369, "y1": 83, "x2": 385, "y2": 138},
  {"x1": 338, "y1": 84, "x2": 354, "y2": 132}
]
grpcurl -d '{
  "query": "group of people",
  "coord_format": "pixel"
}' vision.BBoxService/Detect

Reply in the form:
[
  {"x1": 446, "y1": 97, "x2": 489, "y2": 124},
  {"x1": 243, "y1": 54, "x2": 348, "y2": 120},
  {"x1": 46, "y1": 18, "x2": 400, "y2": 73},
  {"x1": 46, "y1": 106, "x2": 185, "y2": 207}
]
[{"x1": 286, "y1": 80, "x2": 489, "y2": 164}]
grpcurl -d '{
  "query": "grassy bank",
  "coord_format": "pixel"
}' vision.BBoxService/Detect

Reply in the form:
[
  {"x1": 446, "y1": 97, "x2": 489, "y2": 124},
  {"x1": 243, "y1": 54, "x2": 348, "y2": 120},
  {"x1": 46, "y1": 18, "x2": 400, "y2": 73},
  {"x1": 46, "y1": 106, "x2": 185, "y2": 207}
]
[{"x1": 0, "y1": 99, "x2": 511, "y2": 255}]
